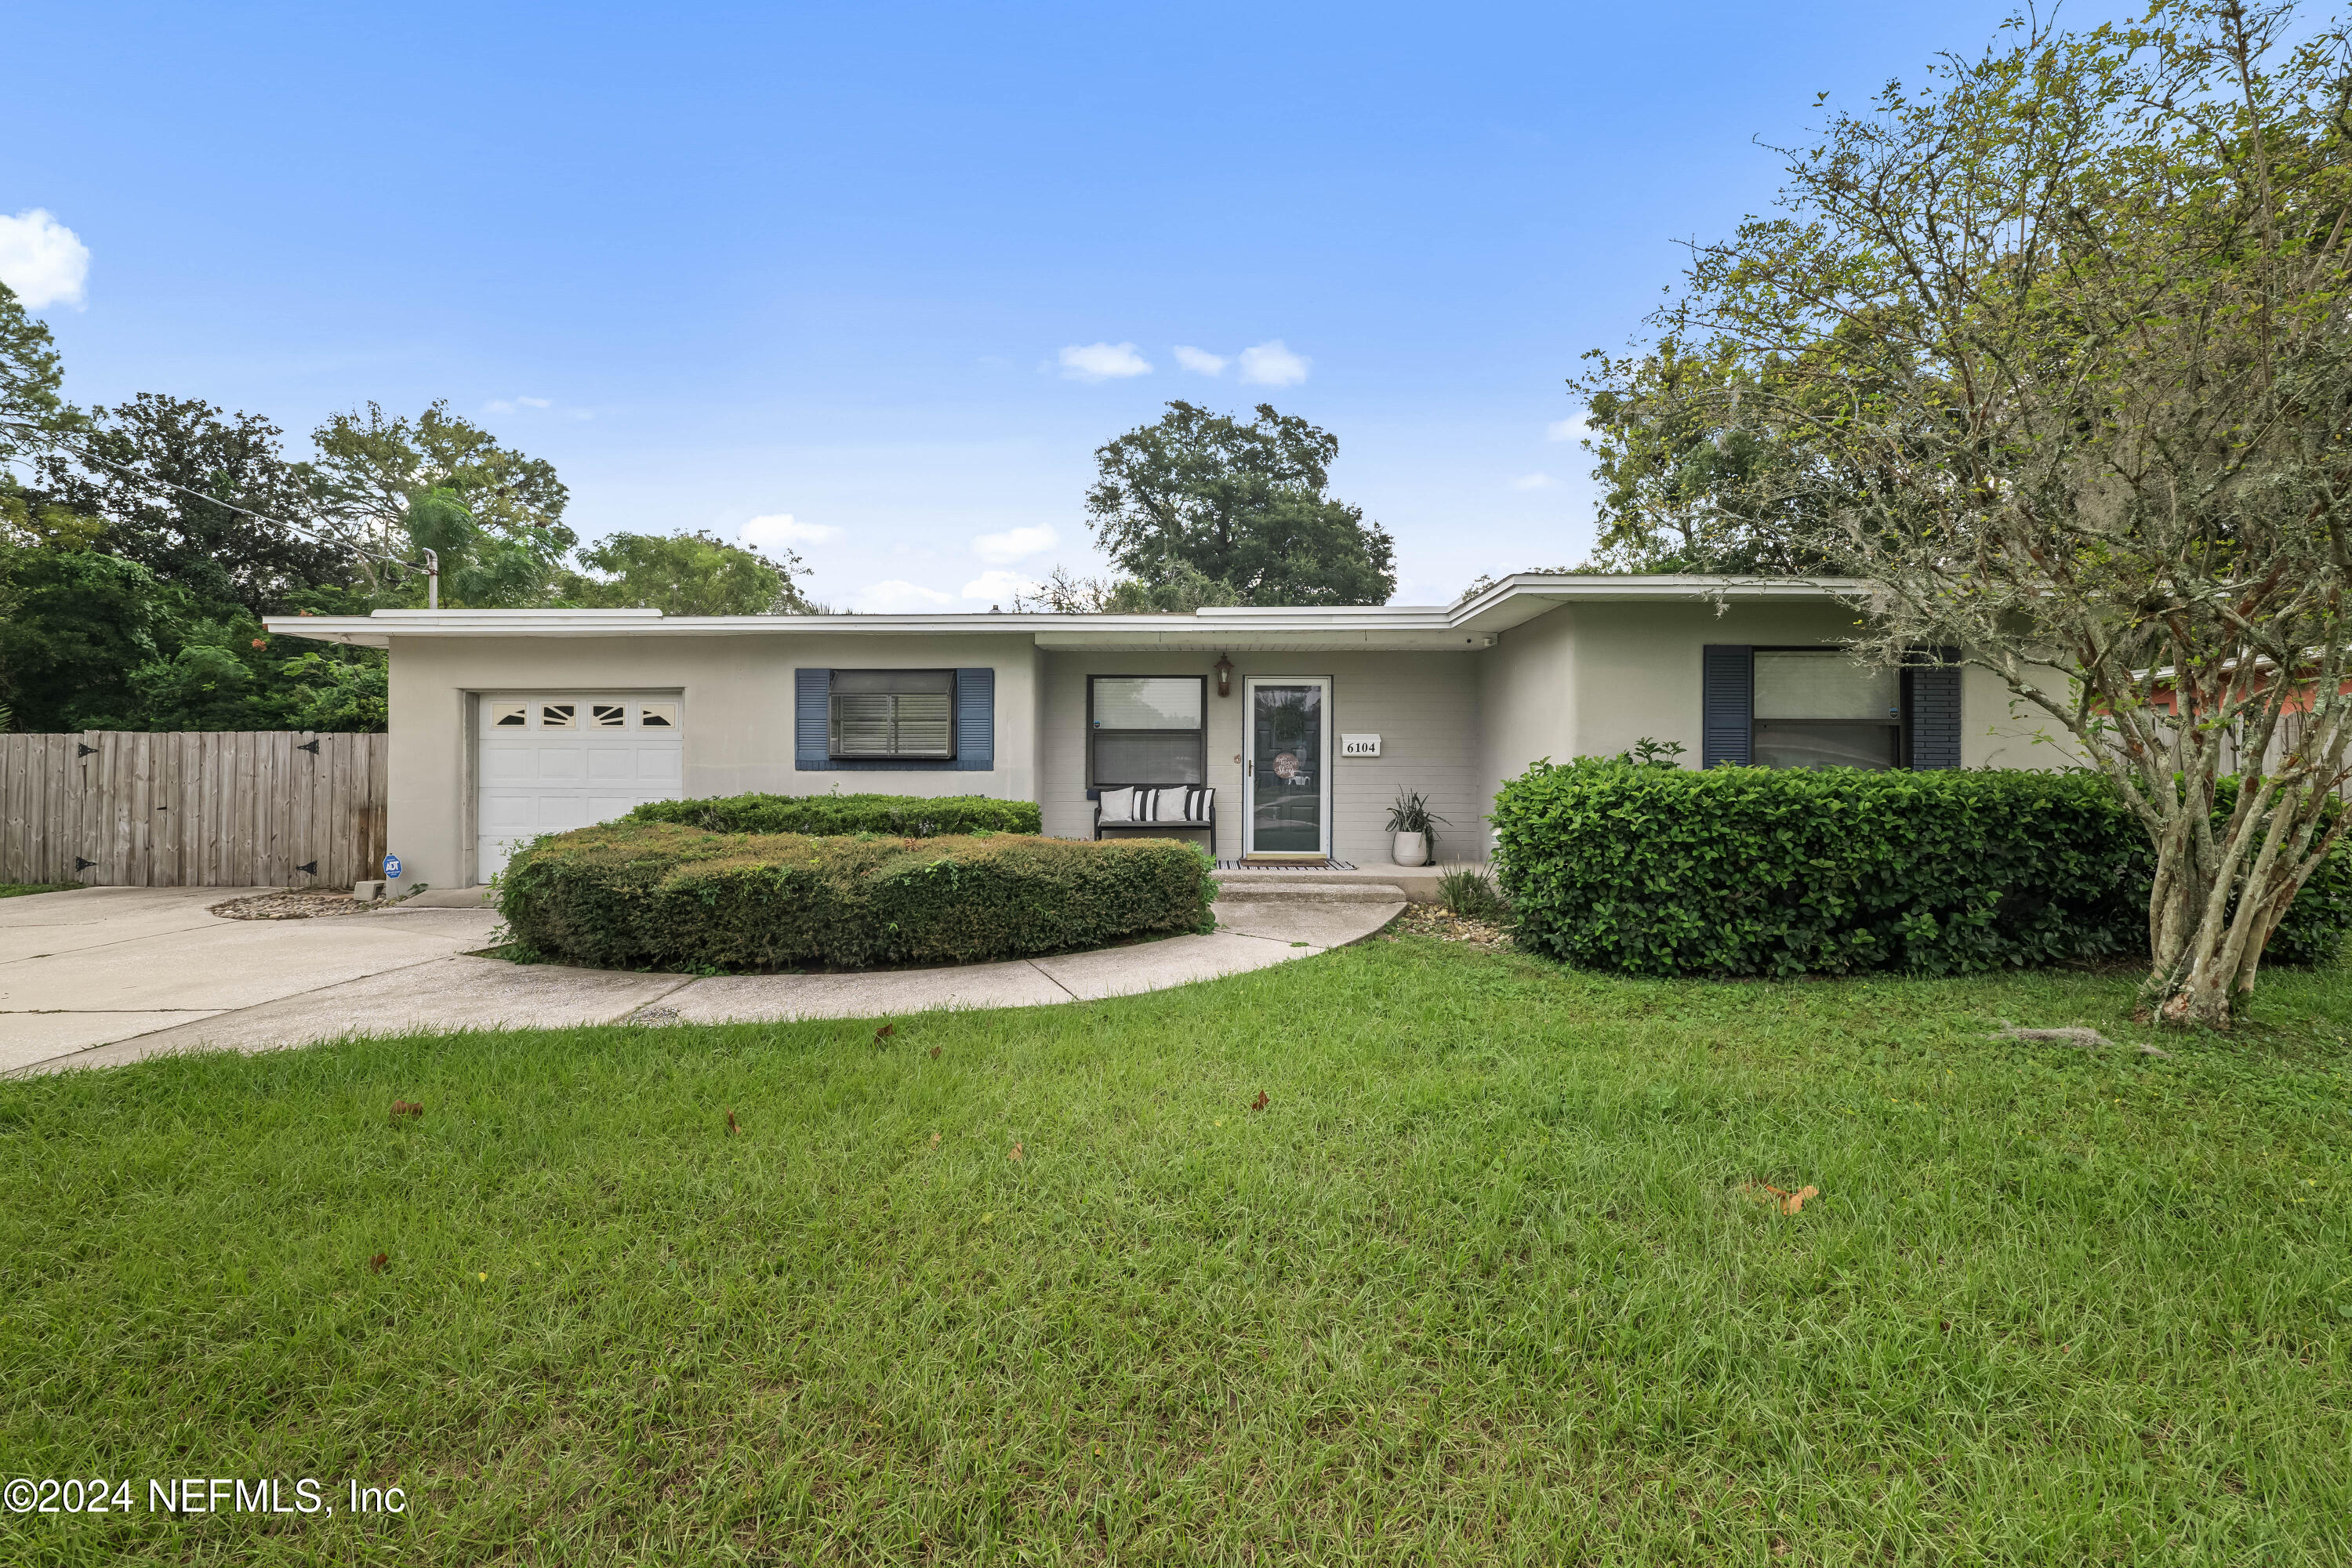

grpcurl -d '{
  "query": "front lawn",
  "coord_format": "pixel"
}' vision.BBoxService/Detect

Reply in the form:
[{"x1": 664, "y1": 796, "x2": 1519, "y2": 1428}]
[{"x1": 3, "y1": 937, "x2": 2348, "y2": 1564}]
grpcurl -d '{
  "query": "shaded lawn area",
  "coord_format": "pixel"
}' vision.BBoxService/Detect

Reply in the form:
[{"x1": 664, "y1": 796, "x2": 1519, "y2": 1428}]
[
  {"x1": 2, "y1": 935, "x2": 2350, "y2": 1566},
  {"x1": 0, "y1": 884, "x2": 78, "y2": 899}
]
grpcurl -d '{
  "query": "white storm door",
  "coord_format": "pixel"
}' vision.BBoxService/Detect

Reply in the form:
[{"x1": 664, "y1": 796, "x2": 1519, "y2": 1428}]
[
  {"x1": 1240, "y1": 676, "x2": 1332, "y2": 860},
  {"x1": 476, "y1": 693, "x2": 684, "y2": 880}
]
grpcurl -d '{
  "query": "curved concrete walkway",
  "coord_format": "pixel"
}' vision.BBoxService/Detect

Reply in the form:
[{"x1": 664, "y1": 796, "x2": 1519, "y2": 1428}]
[{"x1": 2, "y1": 883, "x2": 1403, "y2": 1077}]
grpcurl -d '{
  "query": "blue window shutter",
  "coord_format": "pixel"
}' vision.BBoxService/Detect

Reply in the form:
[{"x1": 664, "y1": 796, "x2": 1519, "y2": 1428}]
[
  {"x1": 1701, "y1": 645, "x2": 1753, "y2": 767},
  {"x1": 794, "y1": 669, "x2": 830, "y2": 770},
  {"x1": 953, "y1": 667, "x2": 994, "y2": 771},
  {"x1": 1911, "y1": 648, "x2": 1962, "y2": 769}
]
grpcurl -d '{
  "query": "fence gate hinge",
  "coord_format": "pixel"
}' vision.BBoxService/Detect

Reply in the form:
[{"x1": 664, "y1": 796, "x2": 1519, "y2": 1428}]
[
  {"x1": 296, "y1": 861, "x2": 318, "y2": 877},
  {"x1": 76, "y1": 743, "x2": 97, "y2": 757},
  {"x1": 298, "y1": 739, "x2": 321, "y2": 754}
]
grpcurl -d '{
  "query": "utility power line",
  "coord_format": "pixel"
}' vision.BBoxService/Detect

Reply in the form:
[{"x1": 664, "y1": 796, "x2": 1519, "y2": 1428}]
[{"x1": 2, "y1": 418, "x2": 442, "y2": 605}]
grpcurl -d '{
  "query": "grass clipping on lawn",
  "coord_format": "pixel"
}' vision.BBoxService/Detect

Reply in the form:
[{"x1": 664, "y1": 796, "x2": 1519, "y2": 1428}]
[
  {"x1": 499, "y1": 821, "x2": 1217, "y2": 971},
  {"x1": 3, "y1": 941, "x2": 2350, "y2": 1563}
]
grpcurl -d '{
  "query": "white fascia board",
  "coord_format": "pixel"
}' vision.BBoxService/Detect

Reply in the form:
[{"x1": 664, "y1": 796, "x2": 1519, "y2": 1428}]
[
  {"x1": 1033, "y1": 629, "x2": 1494, "y2": 651},
  {"x1": 1447, "y1": 573, "x2": 1867, "y2": 632},
  {"x1": 262, "y1": 575, "x2": 1870, "y2": 651}
]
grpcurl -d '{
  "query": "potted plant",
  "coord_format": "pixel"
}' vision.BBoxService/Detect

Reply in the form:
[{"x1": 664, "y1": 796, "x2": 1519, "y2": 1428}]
[{"x1": 1385, "y1": 789, "x2": 1447, "y2": 867}]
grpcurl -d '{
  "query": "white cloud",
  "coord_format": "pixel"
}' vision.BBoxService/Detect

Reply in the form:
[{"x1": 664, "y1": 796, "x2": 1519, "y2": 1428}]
[
  {"x1": 517, "y1": 395, "x2": 551, "y2": 408},
  {"x1": 854, "y1": 579, "x2": 957, "y2": 613},
  {"x1": 1173, "y1": 345, "x2": 1227, "y2": 376},
  {"x1": 971, "y1": 524, "x2": 1057, "y2": 564},
  {"x1": 1237, "y1": 339, "x2": 1309, "y2": 387},
  {"x1": 962, "y1": 569, "x2": 1037, "y2": 604},
  {"x1": 741, "y1": 513, "x2": 843, "y2": 550},
  {"x1": 0, "y1": 209, "x2": 89, "y2": 310},
  {"x1": 1545, "y1": 416, "x2": 1587, "y2": 443},
  {"x1": 1058, "y1": 341, "x2": 1152, "y2": 381},
  {"x1": 1512, "y1": 472, "x2": 1555, "y2": 492}
]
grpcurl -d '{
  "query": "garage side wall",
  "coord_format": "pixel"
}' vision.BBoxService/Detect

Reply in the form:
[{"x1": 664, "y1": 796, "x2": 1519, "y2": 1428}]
[{"x1": 386, "y1": 633, "x2": 1043, "y2": 888}]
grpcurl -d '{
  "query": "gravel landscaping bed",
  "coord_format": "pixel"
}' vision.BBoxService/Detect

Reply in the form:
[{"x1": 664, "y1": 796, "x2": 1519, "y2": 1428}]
[
  {"x1": 1392, "y1": 903, "x2": 1515, "y2": 950},
  {"x1": 209, "y1": 890, "x2": 387, "y2": 920}
]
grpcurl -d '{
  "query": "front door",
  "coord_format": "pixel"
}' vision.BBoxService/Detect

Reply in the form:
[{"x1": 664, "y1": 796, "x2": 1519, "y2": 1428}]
[{"x1": 1242, "y1": 676, "x2": 1331, "y2": 861}]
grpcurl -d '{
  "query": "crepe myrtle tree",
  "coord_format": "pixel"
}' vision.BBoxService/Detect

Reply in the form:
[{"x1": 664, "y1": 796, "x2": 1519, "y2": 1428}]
[{"x1": 1654, "y1": 0, "x2": 2352, "y2": 1027}]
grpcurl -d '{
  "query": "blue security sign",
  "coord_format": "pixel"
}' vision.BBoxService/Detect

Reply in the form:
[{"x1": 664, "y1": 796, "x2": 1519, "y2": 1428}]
[{"x1": 383, "y1": 853, "x2": 402, "y2": 880}]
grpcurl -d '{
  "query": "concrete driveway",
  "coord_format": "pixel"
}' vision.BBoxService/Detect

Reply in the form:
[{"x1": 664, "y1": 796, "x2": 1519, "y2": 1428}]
[{"x1": 2, "y1": 883, "x2": 1402, "y2": 1077}]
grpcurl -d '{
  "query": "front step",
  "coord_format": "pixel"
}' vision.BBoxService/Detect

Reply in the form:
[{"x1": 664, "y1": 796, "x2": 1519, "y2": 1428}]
[
  {"x1": 1215, "y1": 865, "x2": 1468, "y2": 903},
  {"x1": 1212, "y1": 880, "x2": 1410, "y2": 904}
]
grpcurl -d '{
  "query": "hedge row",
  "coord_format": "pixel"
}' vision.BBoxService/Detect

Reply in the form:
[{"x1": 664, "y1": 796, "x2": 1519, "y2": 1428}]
[
  {"x1": 1491, "y1": 761, "x2": 2352, "y2": 978},
  {"x1": 626, "y1": 792, "x2": 1041, "y2": 837},
  {"x1": 499, "y1": 822, "x2": 1213, "y2": 971}
]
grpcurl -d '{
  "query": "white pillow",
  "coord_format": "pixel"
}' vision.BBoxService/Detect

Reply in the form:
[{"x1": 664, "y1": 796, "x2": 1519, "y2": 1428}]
[
  {"x1": 1097, "y1": 786, "x2": 1137, "y2": 822},
  {"x1": 1145, "y1": 786, "x2": 1211, "y2": 822}
]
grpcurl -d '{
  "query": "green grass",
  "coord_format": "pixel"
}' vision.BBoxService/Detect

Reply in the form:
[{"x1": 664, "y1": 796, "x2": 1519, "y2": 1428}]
[
  {"x1": 0, "y1": 883, "x2": 78, "y2": 898},
  {"x1": 3, "y1": 938, "x2": 2350, "y2": 1565}
]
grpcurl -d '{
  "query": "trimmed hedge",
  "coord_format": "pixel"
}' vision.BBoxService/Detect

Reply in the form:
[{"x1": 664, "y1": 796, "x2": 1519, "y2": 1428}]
[
  {"x1": 499, "y1": 821, "x2": 1214, "y2": 971},
  {"x1": 1491, "y1": 760, "x2": 2352, "y2": 978},
  {"x1": 626, "y1": 792, "x2": 1041, "y2": 837}
]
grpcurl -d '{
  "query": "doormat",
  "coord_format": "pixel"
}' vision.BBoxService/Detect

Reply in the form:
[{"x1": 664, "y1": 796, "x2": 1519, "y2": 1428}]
[{"x1": 1214, "y1": 859, "x2": 1359, "y2": 871}]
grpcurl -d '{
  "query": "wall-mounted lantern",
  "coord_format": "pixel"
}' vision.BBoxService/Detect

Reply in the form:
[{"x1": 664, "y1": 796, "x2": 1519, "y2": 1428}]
[{"x1": 1214, "y1": 653, "x2": 1233, "y2": 698}]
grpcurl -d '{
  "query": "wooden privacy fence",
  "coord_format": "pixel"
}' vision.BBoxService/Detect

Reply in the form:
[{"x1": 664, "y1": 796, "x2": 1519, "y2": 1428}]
[{"x1": 0, "y1": 731, "x2": 388, "y2": 888}]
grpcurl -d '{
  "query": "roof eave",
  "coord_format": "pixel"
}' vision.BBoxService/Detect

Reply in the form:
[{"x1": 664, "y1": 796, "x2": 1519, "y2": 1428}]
[{"x1": 261, "y1": 575, "x2": 1871, "y2": 650}]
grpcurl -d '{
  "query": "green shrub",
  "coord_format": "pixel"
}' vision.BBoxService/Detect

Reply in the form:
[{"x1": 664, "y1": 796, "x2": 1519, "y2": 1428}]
[
  {"x1": 1491, "y1": 760, "x2": 2352, "y2": 978},
  {"x1": 626, "y1": 792, "x2": 1040, "y2": 837},
  {"x1": 500, "y1": 822, "x2": 1214, "y2": 971}
]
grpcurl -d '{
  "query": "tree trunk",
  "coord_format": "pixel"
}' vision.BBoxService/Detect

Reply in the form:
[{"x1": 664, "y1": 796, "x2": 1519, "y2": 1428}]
[{"x1": 2143, "y1": 784, "x2": 2335, "y2": 1030}]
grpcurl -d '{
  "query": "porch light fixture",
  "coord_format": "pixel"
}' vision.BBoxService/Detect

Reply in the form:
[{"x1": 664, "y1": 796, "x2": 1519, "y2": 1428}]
[{"x1": 1214, "y1": 653, "x2": 1233, "y2": 698}]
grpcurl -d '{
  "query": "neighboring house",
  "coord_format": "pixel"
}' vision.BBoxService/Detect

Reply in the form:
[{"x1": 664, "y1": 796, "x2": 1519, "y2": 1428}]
[
  {"x1": 265, "y1": 574, "x2": 2073, "y2": 889},
  {"x1": 2147, "y1": 659, "x2": 2352, "y2": 797}
]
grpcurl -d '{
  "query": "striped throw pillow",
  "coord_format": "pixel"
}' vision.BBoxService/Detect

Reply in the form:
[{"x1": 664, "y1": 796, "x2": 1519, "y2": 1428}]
[{"x1": 1142, "y1": 786, "x2": 1213, "y2": 822}]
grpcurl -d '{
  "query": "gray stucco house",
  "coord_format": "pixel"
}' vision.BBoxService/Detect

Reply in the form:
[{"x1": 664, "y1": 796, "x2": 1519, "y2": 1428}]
[{"x1": 266, "y1": 573, "x2": 2072, "y2": 891}]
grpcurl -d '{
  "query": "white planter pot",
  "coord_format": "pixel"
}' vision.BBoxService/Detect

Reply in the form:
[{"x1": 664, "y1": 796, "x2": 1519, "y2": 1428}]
[{"x1": 1392, "y1": 830, "x2": 1428, "y2": 867}]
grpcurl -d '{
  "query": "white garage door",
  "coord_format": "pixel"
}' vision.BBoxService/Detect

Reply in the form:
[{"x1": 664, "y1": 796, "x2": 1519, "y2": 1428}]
[{"x1": 477, "y1": 693, "x2": 684, "y2": 879}]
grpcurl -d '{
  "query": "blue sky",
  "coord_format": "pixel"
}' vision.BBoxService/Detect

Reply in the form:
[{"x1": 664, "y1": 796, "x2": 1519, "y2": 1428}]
[{"x1": 8, "y1": 1, "x2": 2128, "y2": 610}]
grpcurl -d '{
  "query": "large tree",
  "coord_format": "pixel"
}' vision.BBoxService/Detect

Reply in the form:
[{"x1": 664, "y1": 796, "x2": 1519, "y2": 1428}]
[
  {"x1": 310, "y1": 401, "x2": 573, "y2": 584},
  {"x1": 565, "y1": 529, "x2": 813, "y2": 615},
  {"x1": 1014, "y1": 561, "x2": 1236, "y2": 614},
  {"x1": 1083, "y1": 401, "x2": 1396, "y2": 606},
  {"x1": 0, "y1": 547, "x2": 173, "y2": 731},
  {"x1": 0, "y1": 281, "x2": 74, "y2": 468},
  {"x1": 1568, "y1": 339, "x2": 1864, "y2": 574},
  {"x1": 41, "y1": 394, "x2": 351, "y2": 618},
  {"x1": 1653, "y1": 0, "x2": 2352, "y2": 1027}
]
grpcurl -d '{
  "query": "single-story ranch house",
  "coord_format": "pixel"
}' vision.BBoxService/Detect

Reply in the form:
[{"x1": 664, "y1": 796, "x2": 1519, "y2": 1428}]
[{"x1": 266, "y1": 574, "x2": 2075, "y2": 891}]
